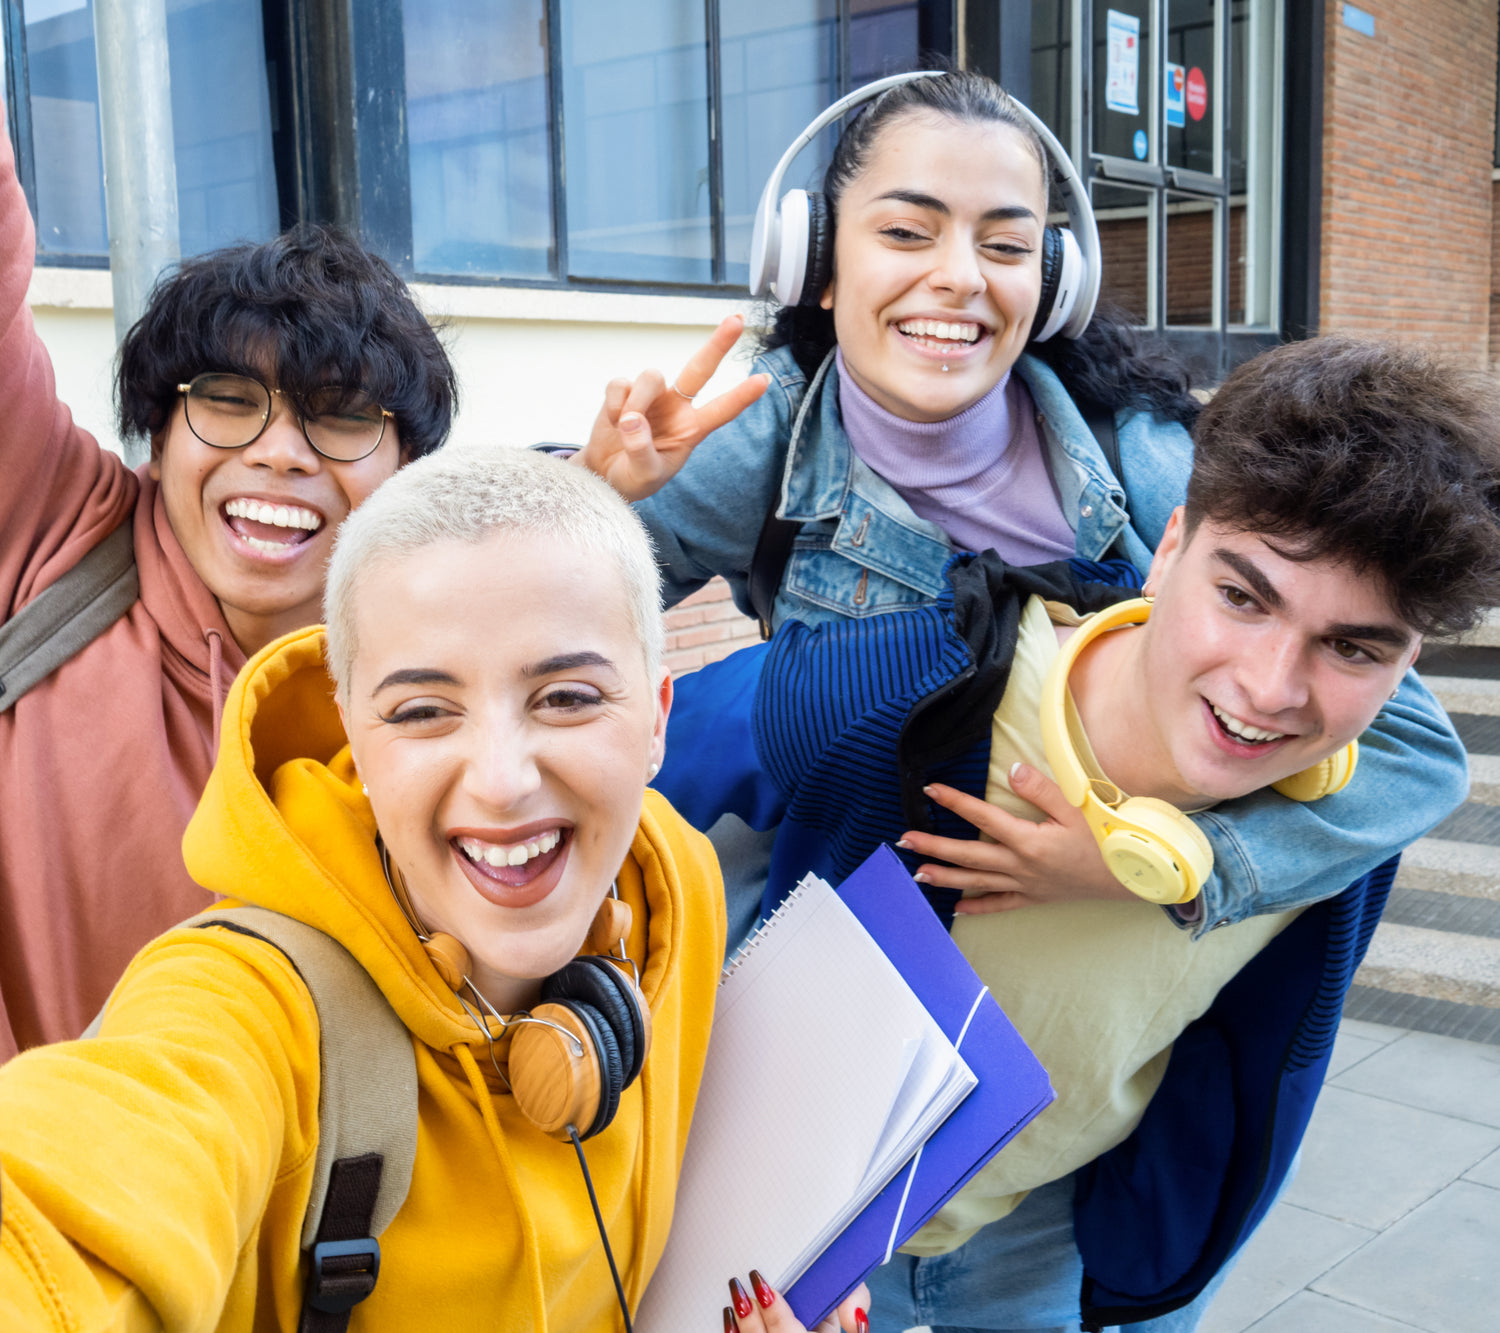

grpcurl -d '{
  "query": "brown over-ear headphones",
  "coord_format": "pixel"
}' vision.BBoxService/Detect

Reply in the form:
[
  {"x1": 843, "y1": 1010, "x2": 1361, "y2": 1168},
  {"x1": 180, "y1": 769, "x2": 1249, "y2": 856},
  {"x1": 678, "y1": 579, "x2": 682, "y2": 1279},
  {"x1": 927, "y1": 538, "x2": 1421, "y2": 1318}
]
[{"x1": 381, "y1": 844, "x2": 652, "y2": 1141}]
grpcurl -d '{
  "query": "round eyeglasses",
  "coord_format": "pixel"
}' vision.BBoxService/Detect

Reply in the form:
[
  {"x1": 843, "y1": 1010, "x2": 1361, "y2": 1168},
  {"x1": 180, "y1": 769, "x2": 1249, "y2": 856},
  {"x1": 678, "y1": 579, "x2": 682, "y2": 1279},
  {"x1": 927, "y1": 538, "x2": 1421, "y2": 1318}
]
[{"x1": 176, "y1": 373, "x2": 394, "y2": 463}]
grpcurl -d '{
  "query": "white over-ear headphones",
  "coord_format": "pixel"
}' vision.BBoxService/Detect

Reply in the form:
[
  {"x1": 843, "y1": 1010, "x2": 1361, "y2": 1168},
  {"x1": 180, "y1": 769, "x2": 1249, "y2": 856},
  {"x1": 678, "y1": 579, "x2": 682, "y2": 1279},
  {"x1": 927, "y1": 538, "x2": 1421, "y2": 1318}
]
[{"x1": 747, "y1": 70, "x2": 1102, "y2": 342}]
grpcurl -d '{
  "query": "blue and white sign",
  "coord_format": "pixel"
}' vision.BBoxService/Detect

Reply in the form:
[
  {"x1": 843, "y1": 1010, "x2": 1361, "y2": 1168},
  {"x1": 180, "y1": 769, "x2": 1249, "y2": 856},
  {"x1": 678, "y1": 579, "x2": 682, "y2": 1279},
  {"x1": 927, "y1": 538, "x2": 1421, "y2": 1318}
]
[
  {"x1": 1165, "y1": 62, "x2": 1186, "y2": 128},
  {"x1": 1105, "y1": 10, "x2": 1140, "y2": 115},
  {"x1": 1132, "y1": 129, "x2": 1149, "y2": 160}
]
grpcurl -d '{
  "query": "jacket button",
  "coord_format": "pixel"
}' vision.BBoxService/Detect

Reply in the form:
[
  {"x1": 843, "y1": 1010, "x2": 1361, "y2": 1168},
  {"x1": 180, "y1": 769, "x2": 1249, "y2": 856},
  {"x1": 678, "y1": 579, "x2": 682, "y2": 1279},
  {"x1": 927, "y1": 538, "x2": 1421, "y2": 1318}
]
[{"x1": 1080, "y1": 504, "x2": 1094, "y2": 518}]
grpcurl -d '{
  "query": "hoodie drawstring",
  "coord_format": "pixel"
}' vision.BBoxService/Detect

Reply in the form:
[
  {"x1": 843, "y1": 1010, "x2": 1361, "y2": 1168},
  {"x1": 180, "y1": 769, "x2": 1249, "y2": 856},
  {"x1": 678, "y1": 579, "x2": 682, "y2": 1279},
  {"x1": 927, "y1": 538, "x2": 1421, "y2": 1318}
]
[
  {"x1": 205, "y1": 628, "x2": 225, "y2": 759},
  {"x1": 454, "y1": 1041, "x2": 550, "y2": 1333}
]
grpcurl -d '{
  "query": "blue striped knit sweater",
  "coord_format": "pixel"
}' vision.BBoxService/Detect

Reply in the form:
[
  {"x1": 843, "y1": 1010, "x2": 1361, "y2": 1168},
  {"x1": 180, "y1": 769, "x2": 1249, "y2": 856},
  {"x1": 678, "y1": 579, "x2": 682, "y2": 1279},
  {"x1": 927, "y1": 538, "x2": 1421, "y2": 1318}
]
[{"x1": 659, "y1": 551, "x2": 1397, "y2": 1327}]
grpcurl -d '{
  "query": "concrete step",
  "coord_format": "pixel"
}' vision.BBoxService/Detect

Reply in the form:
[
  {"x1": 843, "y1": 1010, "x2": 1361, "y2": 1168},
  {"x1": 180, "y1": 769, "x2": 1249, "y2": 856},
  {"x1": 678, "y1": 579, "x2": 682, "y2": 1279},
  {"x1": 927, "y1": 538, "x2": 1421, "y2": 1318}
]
[
  {"x1": 1470, "y1": 754, "x2": 1500, "y2": 806},
  {"x1": 1354, "y1": 921, "x2": 1500, "y2": 1009},
  {"x1": 1450, "y1": 607, "x2": 1500, "y2": 649},
  {"x1": 1392, "y1": 837, "x2": 1499, "y2": 901},
  {"x1": 1422, "y1": 674, "x2": 1500, "y2": 717}
]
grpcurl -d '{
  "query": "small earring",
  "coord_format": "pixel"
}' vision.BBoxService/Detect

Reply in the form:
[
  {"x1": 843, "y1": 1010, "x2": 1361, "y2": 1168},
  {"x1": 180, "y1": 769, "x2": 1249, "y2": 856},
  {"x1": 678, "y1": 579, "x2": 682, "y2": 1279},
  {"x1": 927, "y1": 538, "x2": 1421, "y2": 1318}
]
[
  {"x1": 647, "y1": 761, "x2": 660, "y2": 781},
  {"x1": 361, "y1": 783, "x2": 370, "y2": 797}
]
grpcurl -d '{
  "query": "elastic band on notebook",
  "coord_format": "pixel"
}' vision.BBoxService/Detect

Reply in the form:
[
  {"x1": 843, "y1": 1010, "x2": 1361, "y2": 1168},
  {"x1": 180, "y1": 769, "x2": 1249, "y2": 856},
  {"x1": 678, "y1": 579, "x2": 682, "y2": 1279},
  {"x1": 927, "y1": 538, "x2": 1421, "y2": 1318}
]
[{"x1": 884, "y1": 983, "x2": 991, "y2": 1262}]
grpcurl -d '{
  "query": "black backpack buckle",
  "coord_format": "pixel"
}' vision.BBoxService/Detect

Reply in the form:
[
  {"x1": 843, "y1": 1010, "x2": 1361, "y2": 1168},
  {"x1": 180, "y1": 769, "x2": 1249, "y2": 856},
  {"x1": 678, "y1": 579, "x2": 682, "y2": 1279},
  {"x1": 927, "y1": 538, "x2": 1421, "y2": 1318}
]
[{"x1": 307, "y1": 1236, "x2": 382, "y2": 1314}]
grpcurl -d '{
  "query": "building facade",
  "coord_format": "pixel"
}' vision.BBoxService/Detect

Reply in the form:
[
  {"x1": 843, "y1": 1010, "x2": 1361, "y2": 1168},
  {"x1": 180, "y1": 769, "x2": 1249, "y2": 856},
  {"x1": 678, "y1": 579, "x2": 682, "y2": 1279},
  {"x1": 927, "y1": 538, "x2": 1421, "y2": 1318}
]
[{"x1": 7, "y1": 0, "x2": 1498, "y2": 669}]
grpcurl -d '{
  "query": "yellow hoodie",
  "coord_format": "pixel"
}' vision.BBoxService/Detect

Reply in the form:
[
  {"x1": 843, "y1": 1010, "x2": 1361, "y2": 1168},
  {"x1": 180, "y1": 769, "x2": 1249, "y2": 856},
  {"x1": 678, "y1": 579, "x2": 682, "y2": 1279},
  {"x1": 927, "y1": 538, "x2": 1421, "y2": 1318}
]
[{"x1": 0, "y1": 627, "x2": 726, "y2": 1332}]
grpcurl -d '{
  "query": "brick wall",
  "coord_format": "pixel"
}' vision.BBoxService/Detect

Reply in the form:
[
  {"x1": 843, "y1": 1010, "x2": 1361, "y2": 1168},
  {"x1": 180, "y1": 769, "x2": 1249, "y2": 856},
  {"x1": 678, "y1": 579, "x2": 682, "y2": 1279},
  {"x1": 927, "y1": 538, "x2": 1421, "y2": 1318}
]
[
  {"x1": 663, "y1": 576, "x2": 762, "y2": 676},
  {"x1": 1491, "y1": 177, "x2": 1500, "y2": 366},
  {"x1": 1320, "y1": 0, "x2": 1497, "y2": 362}
]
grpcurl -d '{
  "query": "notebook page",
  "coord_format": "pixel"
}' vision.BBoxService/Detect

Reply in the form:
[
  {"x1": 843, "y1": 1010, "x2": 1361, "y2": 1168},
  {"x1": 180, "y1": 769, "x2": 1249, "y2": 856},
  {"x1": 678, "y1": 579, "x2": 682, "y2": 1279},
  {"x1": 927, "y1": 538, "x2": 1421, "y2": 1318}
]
[{"x1": 636, "y1": 875, "x2": 968, "y2": 1332}]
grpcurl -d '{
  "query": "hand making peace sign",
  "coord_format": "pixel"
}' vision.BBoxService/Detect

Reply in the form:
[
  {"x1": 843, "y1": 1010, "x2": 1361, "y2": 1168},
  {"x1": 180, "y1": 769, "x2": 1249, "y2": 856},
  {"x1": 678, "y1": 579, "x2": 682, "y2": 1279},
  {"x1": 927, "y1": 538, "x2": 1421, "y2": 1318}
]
[{"x1": 574, "y1": 314, "x2": 771, "y2": 501}]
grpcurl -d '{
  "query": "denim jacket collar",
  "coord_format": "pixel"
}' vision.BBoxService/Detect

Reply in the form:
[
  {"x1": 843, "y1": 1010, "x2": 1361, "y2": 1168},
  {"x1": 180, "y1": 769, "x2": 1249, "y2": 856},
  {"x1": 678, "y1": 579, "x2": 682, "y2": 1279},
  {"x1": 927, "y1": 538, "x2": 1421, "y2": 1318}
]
[
  {"x1": 774, "y1": 348, "x2": 1137, "y2": 588},
  {"x1": 778, "y1": 351, "x2": 953, "y2": 599}
]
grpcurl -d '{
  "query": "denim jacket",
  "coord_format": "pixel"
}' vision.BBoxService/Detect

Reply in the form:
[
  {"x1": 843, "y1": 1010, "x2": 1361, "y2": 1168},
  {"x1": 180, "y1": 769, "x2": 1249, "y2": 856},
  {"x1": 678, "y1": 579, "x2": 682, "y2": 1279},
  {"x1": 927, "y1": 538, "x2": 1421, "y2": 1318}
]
[
  {"x1": 636, "y1": 345, "x2": 1469, "y2": 932},
  {"x1": 638, "y1": 345, "x2": 1177, "y2": 625}
]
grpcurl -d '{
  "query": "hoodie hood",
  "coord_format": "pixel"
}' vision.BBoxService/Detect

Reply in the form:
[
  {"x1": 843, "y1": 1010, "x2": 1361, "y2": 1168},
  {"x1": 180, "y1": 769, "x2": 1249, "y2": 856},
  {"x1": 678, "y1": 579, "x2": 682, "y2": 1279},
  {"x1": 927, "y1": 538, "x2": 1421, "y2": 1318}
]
[{"x1": 182, "y1": 625, "x2": 689, "y2": 1058}]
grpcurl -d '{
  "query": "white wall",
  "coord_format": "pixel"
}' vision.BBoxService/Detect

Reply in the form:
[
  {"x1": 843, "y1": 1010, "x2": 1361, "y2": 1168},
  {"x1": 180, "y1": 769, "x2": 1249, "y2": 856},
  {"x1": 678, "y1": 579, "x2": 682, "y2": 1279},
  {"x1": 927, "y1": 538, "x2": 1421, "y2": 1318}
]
[{"x1": 26, "y1": 266, "x2": 762, "y2": 462}]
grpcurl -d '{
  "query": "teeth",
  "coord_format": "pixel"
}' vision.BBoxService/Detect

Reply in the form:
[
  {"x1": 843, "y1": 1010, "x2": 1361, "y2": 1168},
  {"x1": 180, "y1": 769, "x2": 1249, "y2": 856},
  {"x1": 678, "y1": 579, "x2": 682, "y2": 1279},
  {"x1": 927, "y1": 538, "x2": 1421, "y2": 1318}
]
[
  {"x1": 1212, "y1": 704, "x2": 1287, "y2": 744},
  {"x1": 897, "y1": 318, "x2": 982, "y2": 344},
  {"x1": 224, "y1": 497, "x2": 322, "y2": 531},
  {"x1": 457, "y1": 830, "x2": 562, "y2": 868}
]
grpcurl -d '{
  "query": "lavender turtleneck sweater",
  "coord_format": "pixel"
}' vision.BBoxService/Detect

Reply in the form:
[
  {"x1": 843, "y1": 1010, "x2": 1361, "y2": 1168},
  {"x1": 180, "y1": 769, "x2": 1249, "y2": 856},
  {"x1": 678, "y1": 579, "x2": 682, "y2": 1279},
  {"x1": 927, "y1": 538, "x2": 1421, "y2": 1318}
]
[{"x1": 835, "y1": 349, "x2": 1076, "y2": 566}]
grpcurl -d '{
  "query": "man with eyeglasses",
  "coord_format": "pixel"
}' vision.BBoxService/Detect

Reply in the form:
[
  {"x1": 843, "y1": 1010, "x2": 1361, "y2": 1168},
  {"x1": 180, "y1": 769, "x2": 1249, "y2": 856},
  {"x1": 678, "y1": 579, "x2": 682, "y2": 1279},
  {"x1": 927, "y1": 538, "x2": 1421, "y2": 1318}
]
[{"x1": 0, "y1": 118, "x2": 457, "y2": 1060}]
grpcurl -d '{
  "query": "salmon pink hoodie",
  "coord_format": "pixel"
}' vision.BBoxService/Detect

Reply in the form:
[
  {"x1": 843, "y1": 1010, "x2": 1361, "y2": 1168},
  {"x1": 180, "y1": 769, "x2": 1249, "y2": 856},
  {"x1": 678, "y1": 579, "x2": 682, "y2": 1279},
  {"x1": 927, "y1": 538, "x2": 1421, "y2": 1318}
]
[{"x1": 0, "y1": 123, "x2": 244, "y2": 1058}]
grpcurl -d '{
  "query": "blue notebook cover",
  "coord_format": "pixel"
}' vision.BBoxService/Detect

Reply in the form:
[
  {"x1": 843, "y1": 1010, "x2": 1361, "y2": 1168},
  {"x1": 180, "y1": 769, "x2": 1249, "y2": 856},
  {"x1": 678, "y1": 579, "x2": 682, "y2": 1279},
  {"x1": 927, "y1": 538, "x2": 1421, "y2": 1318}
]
[{"x1": 784, "y1": 844, "x2": 1056, "y2": 1327}]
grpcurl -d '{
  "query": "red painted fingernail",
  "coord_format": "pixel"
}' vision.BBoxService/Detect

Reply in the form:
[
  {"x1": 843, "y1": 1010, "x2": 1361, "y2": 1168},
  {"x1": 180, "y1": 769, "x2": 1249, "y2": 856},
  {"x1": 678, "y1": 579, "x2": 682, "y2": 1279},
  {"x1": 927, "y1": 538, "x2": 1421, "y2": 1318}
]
[
  {"x1": 723, "y1": 1305, "x2": 735, "y2": 1332},
  {"x1": 729, "y1": 1277, "x2": 753, "y2": 1318},
  {"x1": 749, "y1": 1270, "x2": 774, "y2": 1308},
  {"x1": 856, "y1": 1309, "x2": 869, "y2": 1333}
]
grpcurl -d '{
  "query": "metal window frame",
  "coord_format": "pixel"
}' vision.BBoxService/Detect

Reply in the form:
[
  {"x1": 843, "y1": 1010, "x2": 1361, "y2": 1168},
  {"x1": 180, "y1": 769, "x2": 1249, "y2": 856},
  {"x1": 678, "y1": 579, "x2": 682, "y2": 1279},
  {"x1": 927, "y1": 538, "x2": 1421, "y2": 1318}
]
[
  {"x1": 7, "y1": 0, "x2": 955, "y2": 292},
  {"x1": 967, "y1": 0, "x2": 1297, "y2": 377}
]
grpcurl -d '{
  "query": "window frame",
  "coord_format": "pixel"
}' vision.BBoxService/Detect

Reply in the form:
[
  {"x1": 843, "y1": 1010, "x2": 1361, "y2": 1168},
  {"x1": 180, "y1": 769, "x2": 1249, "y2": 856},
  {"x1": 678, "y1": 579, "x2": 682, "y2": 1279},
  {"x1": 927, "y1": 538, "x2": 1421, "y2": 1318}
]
[{"x1": 967, "y1": 0, "x2": 1301, "y2": 375}]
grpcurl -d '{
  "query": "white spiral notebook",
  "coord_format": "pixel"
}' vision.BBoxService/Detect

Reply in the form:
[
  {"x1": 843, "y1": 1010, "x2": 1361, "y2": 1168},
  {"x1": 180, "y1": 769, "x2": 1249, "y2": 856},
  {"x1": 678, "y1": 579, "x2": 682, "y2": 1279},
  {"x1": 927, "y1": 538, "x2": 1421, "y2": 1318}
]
[{"x1": 635, "y1": 868, "x2": 979, "y2": 1331}]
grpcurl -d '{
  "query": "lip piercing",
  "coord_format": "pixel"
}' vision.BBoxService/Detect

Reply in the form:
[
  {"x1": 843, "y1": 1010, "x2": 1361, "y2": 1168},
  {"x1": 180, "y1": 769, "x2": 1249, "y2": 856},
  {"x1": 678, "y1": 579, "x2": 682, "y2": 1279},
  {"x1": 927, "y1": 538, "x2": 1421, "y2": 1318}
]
[{"x1": 940, "y1": 364, "x2": 950, "y2": 372}]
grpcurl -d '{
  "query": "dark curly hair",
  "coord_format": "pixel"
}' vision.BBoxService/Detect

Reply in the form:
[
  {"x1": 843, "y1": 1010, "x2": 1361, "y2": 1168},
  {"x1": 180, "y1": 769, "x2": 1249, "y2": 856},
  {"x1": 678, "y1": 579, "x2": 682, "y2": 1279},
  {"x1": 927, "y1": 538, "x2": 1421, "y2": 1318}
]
[
  {"x1": 760, "y1": 68, "x2": 1199, "y2": 428},
  {"x1": 1186, "y1": 337, "x2": 1500, "y2": 638},
  {"x1": 117, "y1": 224, "x2": 457, "y2": 460}
]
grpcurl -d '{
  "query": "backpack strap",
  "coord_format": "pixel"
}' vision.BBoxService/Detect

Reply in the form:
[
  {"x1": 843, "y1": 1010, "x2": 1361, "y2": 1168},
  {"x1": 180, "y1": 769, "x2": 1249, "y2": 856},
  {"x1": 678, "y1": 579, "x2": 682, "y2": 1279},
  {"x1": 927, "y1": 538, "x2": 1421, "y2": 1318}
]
[
  {"x1": 1078, "y1": 399, "x2": 1123, "y2": 485},
  {"x1": 748, "y1": 510, "x2": 801, "y2": 639},
  {"x1": 84, "y1": 905, "x2": 418, "y2": 1331},
  {"x1": 0, "y1": 518, "x2": 138, "y2": 712}
]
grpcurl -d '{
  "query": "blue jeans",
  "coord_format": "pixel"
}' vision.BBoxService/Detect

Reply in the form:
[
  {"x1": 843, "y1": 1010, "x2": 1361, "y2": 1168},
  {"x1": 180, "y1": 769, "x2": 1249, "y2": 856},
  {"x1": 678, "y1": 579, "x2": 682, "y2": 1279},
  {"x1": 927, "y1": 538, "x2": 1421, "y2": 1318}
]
[{"x1": 863, "y1": 1173, "x2": 1232, "y2": 1333}]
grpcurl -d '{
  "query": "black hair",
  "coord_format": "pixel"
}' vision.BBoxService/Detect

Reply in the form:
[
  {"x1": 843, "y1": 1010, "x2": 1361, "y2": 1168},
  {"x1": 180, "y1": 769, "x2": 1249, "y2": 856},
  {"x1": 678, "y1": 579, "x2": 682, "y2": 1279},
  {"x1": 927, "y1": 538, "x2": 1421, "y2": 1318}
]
[
  {"x1": 1187, "y1": 336, "x2": 1500, "y2": 638},
  {"x1": 117, "y1": 224, "x2": 457, "y2": 459},
  {"x1": 759, "y1": 68, "x2": 1199, "y2": 428}
]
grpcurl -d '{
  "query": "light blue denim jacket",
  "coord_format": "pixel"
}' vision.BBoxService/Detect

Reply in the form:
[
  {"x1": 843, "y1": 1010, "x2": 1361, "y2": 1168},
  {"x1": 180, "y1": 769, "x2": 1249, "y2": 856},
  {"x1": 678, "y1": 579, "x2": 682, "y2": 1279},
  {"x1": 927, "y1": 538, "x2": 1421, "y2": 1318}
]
[{"x1": 635, "y1": 345, "x2": 1469, "y2": 933}]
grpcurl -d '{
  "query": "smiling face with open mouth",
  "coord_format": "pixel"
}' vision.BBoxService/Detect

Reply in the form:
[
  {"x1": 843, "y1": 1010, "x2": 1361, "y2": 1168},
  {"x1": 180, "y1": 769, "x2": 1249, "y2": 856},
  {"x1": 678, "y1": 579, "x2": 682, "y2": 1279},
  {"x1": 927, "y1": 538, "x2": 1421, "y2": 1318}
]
[
  {"x1": 150, "y1": 388, "x2": 402, "y2": 656},
  {"x1": 339, "y1": 530, "x2": 670, "y2": 1013},
  {"x1": 1073, "y1": 509, "x2": 1421, "y2": 810},
  {"x1": 820, "y1": 112, "x2": 1048, "y2": 423}
]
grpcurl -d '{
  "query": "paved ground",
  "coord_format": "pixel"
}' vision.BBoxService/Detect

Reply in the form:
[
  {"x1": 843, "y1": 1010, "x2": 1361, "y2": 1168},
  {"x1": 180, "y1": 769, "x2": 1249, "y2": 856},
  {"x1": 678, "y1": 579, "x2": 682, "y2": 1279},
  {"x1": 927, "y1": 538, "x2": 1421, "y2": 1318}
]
[
  {"x1": 903, "y1": 1016, "x2": 1500, "y2": 1333},
  {"x1": 1197, "y1": 1018, "x2": 1500, "y2": 1333}
]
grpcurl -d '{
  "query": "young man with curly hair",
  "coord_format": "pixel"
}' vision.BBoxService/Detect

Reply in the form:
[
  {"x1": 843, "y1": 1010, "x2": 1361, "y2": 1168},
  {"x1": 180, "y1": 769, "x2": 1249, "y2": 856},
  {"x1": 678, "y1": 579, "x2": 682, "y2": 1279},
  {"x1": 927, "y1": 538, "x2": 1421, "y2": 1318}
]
[{"x1": 0, "y1": 121, "x2": 457, "y2": 1058}]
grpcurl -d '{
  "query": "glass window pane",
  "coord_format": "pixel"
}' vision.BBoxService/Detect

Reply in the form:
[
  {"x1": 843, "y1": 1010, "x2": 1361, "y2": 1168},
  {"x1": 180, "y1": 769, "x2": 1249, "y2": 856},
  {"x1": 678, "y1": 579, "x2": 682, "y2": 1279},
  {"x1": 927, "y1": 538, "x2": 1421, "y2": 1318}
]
[
  {"x1": 560, "y1": 0, "x2": 711, "y2": 283},
  {"x1": 1092, "y1": 1, "x2": 1152, "y2": 164},
  {"x1": 1092, "y1": 179, "x2": 1152, "y2": 324},
  {"x1": 167, "y1": 0, "x2": 278, "y2": 256},
  {"x1": 1165, "y1": 190, "x2": 1217, "y2": 326},
  {"x1": 1165, "y1": 0, "x2": 1215, "y2": 175},
  {"x1": 848, "y1": 0, "x2": 918, "y2": 84},
  {"x1": 24, "y1": 0, "x2": 276, "y2": 262},
  {"x1": 1029, "y1": 0, "x2": 1072, "y2": 142},
  {"x1": 26, "y1": 0, "x2": 107, "y2": 257},
  {"x1": 719, "y1": 0, "x2": 837, "y2": 287},
  {"x1": 1230, "y1": 0, "x2": 1277, "y2": 326},
  {"x1": 403, "y1": 0, "x2": 552, "y2": 278}
]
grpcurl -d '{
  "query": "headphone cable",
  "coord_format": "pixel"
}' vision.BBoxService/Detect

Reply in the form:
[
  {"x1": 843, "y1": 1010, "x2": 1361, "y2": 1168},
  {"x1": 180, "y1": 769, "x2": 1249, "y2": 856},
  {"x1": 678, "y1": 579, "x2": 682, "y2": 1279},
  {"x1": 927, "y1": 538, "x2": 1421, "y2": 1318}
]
[{"x1": 568, "y1": 1124, "x2": 635, "y2": 1333}]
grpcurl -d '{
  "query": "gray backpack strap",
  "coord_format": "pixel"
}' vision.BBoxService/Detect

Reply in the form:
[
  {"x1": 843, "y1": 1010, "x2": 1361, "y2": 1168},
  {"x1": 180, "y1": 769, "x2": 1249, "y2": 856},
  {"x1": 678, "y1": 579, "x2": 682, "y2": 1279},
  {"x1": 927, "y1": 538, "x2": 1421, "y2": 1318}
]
[
  {"x1": 84, "y1": 905, "x2": 418, "y2": 1328},
  {"x1": 0, "y1": 519, "x2": 138, "y2": 712}
]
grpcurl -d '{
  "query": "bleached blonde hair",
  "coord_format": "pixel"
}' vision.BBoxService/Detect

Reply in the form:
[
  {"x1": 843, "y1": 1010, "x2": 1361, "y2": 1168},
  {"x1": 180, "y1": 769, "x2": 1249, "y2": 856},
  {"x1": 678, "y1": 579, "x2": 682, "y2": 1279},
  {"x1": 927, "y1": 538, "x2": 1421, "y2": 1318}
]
[{"x1": 324, "y1": 447, "x2": 663, "y2": 699}]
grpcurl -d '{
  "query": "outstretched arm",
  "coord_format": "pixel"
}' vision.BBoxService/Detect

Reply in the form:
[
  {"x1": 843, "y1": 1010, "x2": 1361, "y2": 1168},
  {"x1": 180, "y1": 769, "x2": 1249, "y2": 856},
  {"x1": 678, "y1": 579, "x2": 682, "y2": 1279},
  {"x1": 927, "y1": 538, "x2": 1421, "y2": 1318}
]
[
  {"x1": 573, "y1": 314, "x2": 770, "y2": 501},
  {"x1": 900, "y1": 672, "x2": 1468, "y2": 930},
  {"x1": 0, "y1": 106, "x2": 131, "y2": 619},
  {"x1": 0, "y1": 930, "x2": 318, "y2": 1328}
]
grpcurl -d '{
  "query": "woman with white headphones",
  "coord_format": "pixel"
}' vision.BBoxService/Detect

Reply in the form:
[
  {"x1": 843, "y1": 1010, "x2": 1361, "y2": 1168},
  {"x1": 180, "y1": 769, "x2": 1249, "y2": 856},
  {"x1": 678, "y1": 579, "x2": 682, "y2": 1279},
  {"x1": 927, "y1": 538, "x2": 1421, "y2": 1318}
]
[{"x1": 573, "y1": 68, "x2": 1460, "y2": 960}]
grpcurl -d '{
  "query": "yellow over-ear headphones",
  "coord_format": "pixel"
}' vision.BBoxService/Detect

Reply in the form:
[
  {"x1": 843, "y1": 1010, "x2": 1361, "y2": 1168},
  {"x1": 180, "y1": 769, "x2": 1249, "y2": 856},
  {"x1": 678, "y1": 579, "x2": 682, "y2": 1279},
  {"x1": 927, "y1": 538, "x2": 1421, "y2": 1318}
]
[
  {"x1": 1038, "y1": 598, "x2": 1359, "y2": 905},
  {"x1": 381, "y1": 844, "x2": 652, "y2": 1140}
]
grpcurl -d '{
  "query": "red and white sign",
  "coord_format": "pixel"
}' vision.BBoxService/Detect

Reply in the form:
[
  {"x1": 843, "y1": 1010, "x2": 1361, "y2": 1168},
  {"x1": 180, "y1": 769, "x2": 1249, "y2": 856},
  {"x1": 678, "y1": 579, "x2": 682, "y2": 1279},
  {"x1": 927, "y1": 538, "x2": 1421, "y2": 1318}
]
[{"x1": 1186, "y1": 66, "x2": 1208, "y2": 121}]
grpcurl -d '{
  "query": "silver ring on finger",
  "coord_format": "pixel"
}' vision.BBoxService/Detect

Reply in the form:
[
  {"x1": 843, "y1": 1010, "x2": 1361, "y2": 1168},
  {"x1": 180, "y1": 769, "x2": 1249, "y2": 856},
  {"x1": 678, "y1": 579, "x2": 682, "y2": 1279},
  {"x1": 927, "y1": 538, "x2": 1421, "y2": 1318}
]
[{"x1": 670, "y1": 381, "x2": 696, "y2": 402}]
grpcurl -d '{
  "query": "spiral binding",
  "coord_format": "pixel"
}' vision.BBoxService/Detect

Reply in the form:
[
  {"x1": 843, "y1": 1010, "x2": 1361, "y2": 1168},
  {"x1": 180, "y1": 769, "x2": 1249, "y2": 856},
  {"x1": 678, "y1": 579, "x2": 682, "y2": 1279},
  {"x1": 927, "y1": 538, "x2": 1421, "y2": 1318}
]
[{"x1": 720, "y1": 873, "x2": 821, "y2": 983}]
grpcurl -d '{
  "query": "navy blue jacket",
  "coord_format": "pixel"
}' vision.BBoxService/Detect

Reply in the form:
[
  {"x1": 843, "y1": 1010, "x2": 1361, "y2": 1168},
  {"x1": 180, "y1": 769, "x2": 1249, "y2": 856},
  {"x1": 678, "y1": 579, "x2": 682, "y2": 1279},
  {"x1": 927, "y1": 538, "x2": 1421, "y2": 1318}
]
[{"x1": 656, "y1": 552, "x2": 1397, "y2": 1326}]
